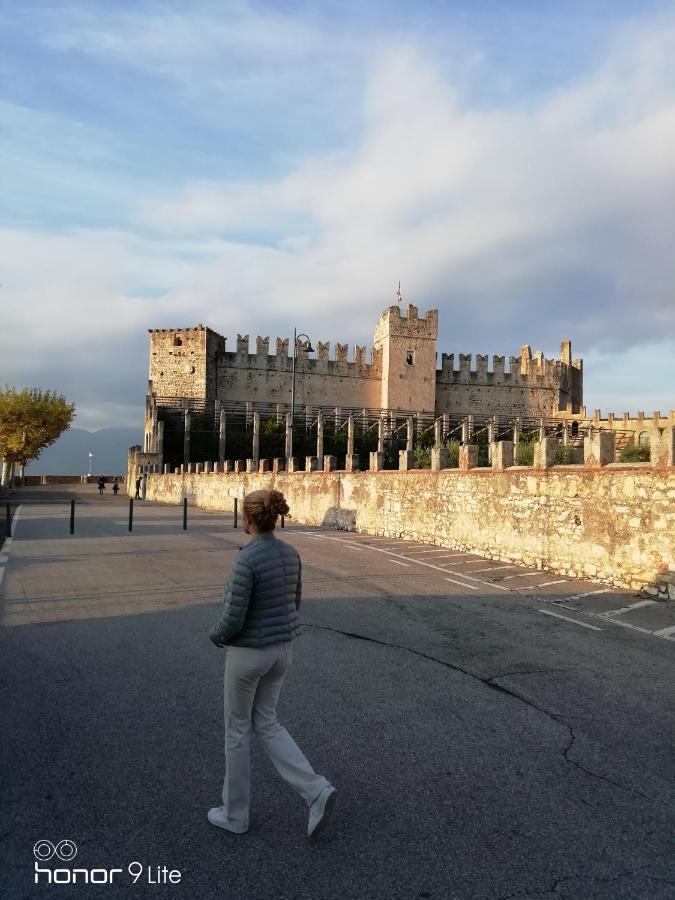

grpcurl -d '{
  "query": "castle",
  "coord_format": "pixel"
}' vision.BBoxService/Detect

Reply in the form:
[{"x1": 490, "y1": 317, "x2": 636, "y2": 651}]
[{"x1": 146, "y1": 303, "x2": 583, "y2": 420}]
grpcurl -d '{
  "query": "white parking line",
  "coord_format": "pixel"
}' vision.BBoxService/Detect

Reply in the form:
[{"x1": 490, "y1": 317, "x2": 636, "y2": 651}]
[
  {"x1": 0, "y1": 555, "x2": 8, "y2": 564},
  {"x1": 407, "y1": 549, "x2": 458, "y2": 555},
  {"x1": 501, "y1": 572, "x2": 539, "y2": 580},
  {"x1": 432, "y1": 554, "x2": 471, "y2": 560},
  {"x1": 600, "y1": 599, "x2": 658, "y2": 618},
  {"x1": 532, "y1": 580, "x2": 568, "y2": 587},
  {"x1": 566, "y1": 589, "x2": 608, "y2": 601},
  {"x1": 445, "y1": 577, "x2": 479, "y2": 591},
  {"x1": 653, "y1": 624, "x2": 675, "y2": 637},
  {"x1": 389, "y1": 559, "x2": 410, "y2": 567},
  {"x1": 301, "y1": 533, "x2": 512, "y2": 592},
  {"x1": 466, "y1": 565, "x2": 517, "y2": 573},
  {"x1": 539, "y1": 610, "x2": 603, "y2": 631},
  {"x1": 552, "y1": 604, "x2": 675, "y2": 641}
]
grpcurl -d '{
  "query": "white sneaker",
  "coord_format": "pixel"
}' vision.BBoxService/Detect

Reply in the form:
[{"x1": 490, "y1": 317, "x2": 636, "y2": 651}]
[
  {"x1": 307, "y1": 786, "x2": 337, "y2": 839},
  {"x1": 207, "y1": 807, "x2": 248, "y2": 834}
]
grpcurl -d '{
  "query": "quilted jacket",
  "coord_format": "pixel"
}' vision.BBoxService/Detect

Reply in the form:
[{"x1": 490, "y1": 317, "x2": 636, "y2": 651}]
[{"x1": 209, "y1": 532, "x2": 302, "y2": 648}]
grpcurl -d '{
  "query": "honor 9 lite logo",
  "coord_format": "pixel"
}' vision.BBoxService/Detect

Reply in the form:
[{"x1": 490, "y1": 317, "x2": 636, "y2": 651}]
[{"x1": 32, "y1": 839, "x2": 182, "y2": 886}]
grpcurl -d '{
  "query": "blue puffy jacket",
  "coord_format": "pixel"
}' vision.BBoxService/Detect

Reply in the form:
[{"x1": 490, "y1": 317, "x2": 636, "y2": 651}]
[{"x1": 209, "y1": 532, "x2": 302, "y2": 648}]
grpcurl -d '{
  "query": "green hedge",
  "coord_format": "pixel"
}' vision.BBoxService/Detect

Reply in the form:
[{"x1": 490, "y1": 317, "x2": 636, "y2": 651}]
[{"x1": 620, "y1": 440, "x2": 650, "y2": 463}]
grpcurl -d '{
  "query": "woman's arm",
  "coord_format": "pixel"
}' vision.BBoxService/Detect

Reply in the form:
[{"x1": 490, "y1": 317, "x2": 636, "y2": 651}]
[{"x1": 209, "y1": 555, "x2": 254, "y2": 646}]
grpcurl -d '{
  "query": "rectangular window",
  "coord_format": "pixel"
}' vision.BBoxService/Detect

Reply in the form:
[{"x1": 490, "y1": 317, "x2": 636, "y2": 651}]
[{"x1": 406, "y1": 351, "x2": 415, "y2": 366}]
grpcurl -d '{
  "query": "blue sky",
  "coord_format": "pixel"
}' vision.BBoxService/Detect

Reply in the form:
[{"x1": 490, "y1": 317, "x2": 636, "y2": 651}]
[{"x1": 1, "y1": 0, "x2": 674, "y2": 429}]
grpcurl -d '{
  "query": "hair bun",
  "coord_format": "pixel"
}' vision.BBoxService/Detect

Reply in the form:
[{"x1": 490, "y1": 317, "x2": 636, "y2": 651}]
[
  {"x1": 269, "y1": 490, "x2": 290, "y2": 518},
  {"x1": 242, "y1": 489, "x2": 289, "y2": 530}
]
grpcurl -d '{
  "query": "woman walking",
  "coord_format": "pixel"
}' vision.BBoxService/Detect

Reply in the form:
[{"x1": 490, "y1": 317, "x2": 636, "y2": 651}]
[{"x1": 208, "y1": 489, "x2": 337, "y2": 838}]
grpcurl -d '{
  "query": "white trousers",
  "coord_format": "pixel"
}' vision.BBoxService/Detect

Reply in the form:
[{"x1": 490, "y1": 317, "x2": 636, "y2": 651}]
[{"x1": 220, "y1": 641, "x2": 329, "y2": 832}]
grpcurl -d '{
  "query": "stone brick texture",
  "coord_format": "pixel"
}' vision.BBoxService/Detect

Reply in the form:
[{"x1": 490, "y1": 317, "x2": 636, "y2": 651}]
[{"x1": 145, "y1": 467, "x2": 675, "y2": 598}]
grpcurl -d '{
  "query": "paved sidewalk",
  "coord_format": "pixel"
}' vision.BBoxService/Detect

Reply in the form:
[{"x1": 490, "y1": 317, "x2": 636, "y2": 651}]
[{"x1": 1, "y1": 488, "x2": 674, "y2": 899}]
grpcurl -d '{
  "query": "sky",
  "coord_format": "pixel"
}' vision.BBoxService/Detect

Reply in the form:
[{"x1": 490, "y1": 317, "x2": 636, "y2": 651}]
[{"x1": 1, "y1": 0, "x2": 674, "y2": 430}]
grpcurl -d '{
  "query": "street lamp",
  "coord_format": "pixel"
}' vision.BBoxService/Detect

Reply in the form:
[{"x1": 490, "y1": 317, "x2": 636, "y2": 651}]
[
  {"x1": 290, "y1": 328, "x2": 314, "y2": 453},
  {"x1": 88, "y1": 451, "x2": 94, "y2": 476}
]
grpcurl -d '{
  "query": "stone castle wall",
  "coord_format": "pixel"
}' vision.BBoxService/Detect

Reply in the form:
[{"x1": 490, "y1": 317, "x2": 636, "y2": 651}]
[
  {"x1": 435, "y1": 345, "x2": 581, "y2": 417},
  {"x1": 215, "y1": 338, "x2": 383, "y2": 410},
  {"x1": 146, "y1": 305, "x2": 582, "y2": 418},
  {"x1": 144, "y1": 466, "x2": 675, "y2": 596}
]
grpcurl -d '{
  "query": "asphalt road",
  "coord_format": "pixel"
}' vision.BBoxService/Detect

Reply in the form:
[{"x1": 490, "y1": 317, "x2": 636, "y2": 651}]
[{"x1": 1, "y1": 486, "x2": 674, "y2": 900}]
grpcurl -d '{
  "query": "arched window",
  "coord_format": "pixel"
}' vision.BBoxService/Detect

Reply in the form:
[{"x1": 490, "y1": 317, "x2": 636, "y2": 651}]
[{"x1": 174, "y1": 335, "x2": 183, "y2": 347}]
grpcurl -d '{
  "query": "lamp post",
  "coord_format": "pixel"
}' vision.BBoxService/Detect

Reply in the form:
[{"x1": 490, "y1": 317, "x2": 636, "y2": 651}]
[
  {"x1": 290, "y1": 328, "x2": 314, "y2": 455},
  {"x1": 88, "y1": 451, "x2": 94, "y2": 476}
]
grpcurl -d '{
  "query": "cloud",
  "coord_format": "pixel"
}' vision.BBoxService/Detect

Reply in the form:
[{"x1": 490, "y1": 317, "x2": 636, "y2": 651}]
[
  {"x1": 1, "y1": 9, "x2": 674, "y2": 429},
  {"x1": 138, "y1": 29, "x2": 675, "y2": 352}
]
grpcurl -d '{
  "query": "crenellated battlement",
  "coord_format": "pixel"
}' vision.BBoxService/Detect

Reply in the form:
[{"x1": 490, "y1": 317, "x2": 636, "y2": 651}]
[
  {"x1": 216, "y1": 342, "x2": 382, "y2": 372},
  {"x1": 373, "y1": 303, "x2": 438, "y2": 344},
  {"x1": 438, "y1": 345, "x2": 580, "y2": 386},
  {"x1": 146, "y1": 304, "x2": 586, "y2": 423}
]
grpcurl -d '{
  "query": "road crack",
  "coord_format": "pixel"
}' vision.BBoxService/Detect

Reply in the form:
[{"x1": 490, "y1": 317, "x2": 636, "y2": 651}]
[{"x1": 304, "y1": 622, "x2": 660, "y2": 805}]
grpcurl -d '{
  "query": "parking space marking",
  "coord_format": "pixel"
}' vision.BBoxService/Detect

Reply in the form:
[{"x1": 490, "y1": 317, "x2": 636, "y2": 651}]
[
  {"x1": 566, "y1": 589, "x2": 609, "y2": 601},
  {"x1": 296, "y1": 532, "x2": 675, "y2": 639},
  {"x1": 653, "y1": 624, "x2": 675, "y2": 637},
  {"x1": 445, "y1": 577, "x2": 479, "y2": 591},
  {"x1": 551, "y1": 604, "x2": 675, "y2": 642},
  {"x1": 539, "y1": 610, "x2": 603, "y2": 631},
  {"x1": 600, "y1": 599, "x2": 658, "y2": 618},
  {"x1": 536, "y1": 579, "x2": 567, "y2": 587},
  {"x1": 501, "y1": 572, "x2": 541, "y2": 580},
  {"x1": 300, "y1": 533, "x2": 512, "y2": 591},
  {"x1": 431, "y1": 553, "x2": 471, "y2": 559},
  {"x1": 407, "y1": 548, "x2": 460, "y2": 555}
]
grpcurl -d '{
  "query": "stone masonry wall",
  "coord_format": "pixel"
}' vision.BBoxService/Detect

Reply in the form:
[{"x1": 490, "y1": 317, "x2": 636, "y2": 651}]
[{"x1": 145, "y1": 467, "x2": 675, "y2": 597}]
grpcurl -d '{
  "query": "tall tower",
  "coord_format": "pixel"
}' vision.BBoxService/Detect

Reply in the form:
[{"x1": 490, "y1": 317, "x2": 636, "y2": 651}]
[{"x1": 373, "y1": 302, "x2": 438, "y2": 412}]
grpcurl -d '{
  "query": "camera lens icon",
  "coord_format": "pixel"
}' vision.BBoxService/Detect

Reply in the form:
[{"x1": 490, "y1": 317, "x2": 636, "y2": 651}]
[
  {"x1": 56, "y1": 840, "x2": 77, "y2": 861},
  {"x1": 33, "y1": 840, "x2": 56, "y2": 861},
  {"x1": 33, "y1": 839, "x2": 78, "y2": 861}
]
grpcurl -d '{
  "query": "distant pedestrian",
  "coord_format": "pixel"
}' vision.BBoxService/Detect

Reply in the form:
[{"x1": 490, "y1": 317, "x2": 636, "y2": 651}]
[
  {"x1": 135, "y1": 477, "x2": 142, "y2": 499},
  {"x1": 208, "y1": 489, "x2": 337, "y2": 838},
  {"x1": 97, "y1": 476, "x2": 105, "y2": 495},
  {"x1": 112, "y1": 477, "x2": 119, "y2": 496}
]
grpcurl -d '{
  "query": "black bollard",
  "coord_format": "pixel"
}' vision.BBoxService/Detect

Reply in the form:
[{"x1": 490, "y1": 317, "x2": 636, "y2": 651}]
[
  {"x1": 69, "y1": 499, "x2": 75, "y2": 535},
  {"x1": 281, "y1": 514, "x2": 285, "y2": 529},
  {"x1": 233, "y1": 497, "x2": 238, "y2": 529},
  {"x1": 183, "y1": 496, "x2": 188, "y2": 531},
  {"x1": 128, "y1": 498, "x2": 134, "y2": 532}
]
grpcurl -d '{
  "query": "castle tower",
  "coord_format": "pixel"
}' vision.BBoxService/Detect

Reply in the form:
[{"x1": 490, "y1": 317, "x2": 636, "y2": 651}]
[
  {"x1": 373, "y1": 302, "x2": 438, "y2": 412},
  {"x1": 147, "y1": 325, "x2": 225, "y2": 400}
]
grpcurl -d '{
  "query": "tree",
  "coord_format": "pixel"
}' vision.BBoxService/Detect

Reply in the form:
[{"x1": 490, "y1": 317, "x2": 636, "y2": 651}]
[{"x1": 0, "y1": 387, "x2": 75, "y2": 487}]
